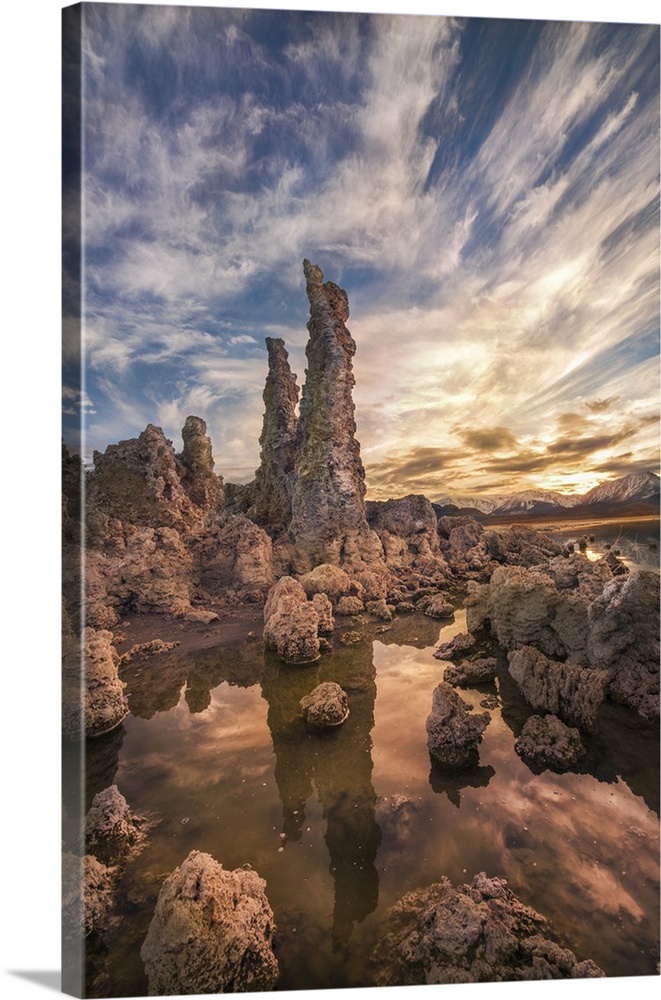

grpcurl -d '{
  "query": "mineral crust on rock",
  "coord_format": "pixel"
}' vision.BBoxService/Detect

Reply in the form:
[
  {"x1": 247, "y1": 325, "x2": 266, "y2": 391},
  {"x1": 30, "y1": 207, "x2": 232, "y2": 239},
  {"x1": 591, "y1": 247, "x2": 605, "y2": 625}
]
[
  {"x1": 299, "y1": 563, "x2": 354, "y2": 603},
  {"x1": 367, "y1": 495, "x2": 449, "y2": 579},
  {"x1": 140, "y1": 850, "x2": 279, "y2": 995},
  {"x1": 250, "y1": 337, "x2": 299, "y2": 534},
  {"x1": 179, "y1": 415, "x2": 224, "y2": 511},
  {"x1": 288, "y1": 261, "x2": 385, "y2": 573},
  {"x1": 88, "y1": 423, "x2": 201, "y2": 532},
  {"x1": 81, "y1": 784, "x2": 144, "y2": 867},
  {"x1": 372, "y1": 872, "x2": 604, "y2": 985},
  {"x1": 425, "y1": 594, "x2": 455, "y2": 619},
  {"x1": 311, "y1": 592, "x2": 335, "y2": 635},
  {"x1": 62, "y1": 851, "x2": 115, "y2": 941},
  {"x1": 587, "y1": 570, "x2": 660, "y2": 722},
  {"x1": 426, "y1": 682, "x2": 491, "y2": 771},
  {"x1": 508, "y1": 646, "x2": 608, "y2": 733},
  {"x1": 300, "y1": 682, "x2": 350, "y2": 727},
  {"x1": 515, "y1": 714, "x2": 586, "y2": 771},
  {"x1": 62, "y1": 627, "x2": 129, "y2": 739},
  {"x1": 444, "y1": 657, "x2": 497, "y2": 687},
  {"x1": 434, "y1": 632, "x2": 477, "y2": 661},
  {"x1": 263, "y1": 576, "x2": 321, "y2": 663},
  {"x1": 336, "y1": 595, "x2": 365, "y2": 615}
]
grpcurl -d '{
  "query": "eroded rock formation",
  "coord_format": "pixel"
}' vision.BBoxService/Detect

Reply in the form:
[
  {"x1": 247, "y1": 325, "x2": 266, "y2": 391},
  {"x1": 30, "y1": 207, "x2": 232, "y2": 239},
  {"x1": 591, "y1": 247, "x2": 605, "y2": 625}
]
[
  {"x1": 372, "y1": 872, "x2": 604, "y2": 984},
  {"x1": 587, "y1": 570, "x2": 660, "y2": 722},
  {"x1": 249, "y1": 337, "x2": 299, "y2": 534},
  {"x1": 141, "y1": 850, "x2": 279, "y2": 995},
  {"x1": 62, "y1": 851, "x2": 115, "y2": 940},
  {"x1": 81, "y1": 784, "x2": 145, "y2": 867},
  {"x1": 62, "y1": 627, "x2": 129, "y2": 739},
  {"x1": 179, "y1": 415, "x2": 224, "y2": 511},
  {"x1": 300, "y1": 682, "x2": 350, "y2": 727},
  {"x1": 367, "y1": 495, "x2": 449, "y2": 581},
  {"x1": 514, "y1": 714, "x2": 586, "y2": 772},
  {"x1": 288, "y1": 260, "x2": 385, "y2": 573},
  {"x1": 426, "y1": 682, "x2": 491, "y2": 771},
  {"x1": 508, "y1": 646, "x2": 608, "y2": 732}
]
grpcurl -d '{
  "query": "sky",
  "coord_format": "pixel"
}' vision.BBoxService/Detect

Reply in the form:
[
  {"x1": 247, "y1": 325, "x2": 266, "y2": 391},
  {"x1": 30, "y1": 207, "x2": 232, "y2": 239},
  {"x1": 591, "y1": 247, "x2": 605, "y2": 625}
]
[{"x1": 62, "y1": 1, "x2": 660, "y2": 501}]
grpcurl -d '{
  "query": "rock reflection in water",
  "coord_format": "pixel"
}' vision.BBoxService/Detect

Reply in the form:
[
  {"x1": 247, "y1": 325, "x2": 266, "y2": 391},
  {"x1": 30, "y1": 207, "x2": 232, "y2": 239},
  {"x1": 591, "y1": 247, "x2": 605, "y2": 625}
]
[
  {"x1": 260, "y1": 639, "x2": 381, "y2": 954},
  {"x1": 428, "y1": 760, "x2": 496, "y2": 808},
  {"x1": 122, "y1": 641, "x2": 265, "y2": 719}
]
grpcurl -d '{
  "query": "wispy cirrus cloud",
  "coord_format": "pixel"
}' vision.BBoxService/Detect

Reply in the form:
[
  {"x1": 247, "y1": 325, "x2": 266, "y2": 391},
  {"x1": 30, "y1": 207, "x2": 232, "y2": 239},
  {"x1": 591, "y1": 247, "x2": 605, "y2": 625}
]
[{"x1": 65, "y1": 7, "x2": 658, "y2": 499}]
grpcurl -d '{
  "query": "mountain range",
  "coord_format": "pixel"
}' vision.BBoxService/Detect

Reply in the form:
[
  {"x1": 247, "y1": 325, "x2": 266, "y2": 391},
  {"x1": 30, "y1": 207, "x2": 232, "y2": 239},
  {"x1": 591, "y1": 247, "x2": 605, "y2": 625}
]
[{"x1": 435, "y1": 471, "x2": 660, "y2": 518}]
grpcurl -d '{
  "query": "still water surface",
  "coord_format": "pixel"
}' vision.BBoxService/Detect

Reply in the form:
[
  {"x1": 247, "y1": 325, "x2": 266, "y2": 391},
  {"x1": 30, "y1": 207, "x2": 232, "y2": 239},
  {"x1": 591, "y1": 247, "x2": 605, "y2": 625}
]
[{"x1": 75, "y1": 604, "x2": 660, "y2": 996}]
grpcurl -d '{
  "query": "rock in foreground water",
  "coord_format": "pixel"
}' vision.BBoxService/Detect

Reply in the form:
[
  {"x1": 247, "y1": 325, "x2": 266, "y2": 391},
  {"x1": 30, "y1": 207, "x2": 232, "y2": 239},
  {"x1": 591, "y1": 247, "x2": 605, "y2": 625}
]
[
  {"x1": 372, "y1": 872, "x2": 604, "y2": 984},
  {"x1": 141, "y1": 850, "x2": 279, "y2": 995},
  {"x1": 426, "y1": 682, "x2": 491, "y2": 771},
  {"x1": 300, "y1": 682, "x2": 349, "y2": 727},
  {"x1": 515, "y1": 714, "x2": 586, "y2": 771}
]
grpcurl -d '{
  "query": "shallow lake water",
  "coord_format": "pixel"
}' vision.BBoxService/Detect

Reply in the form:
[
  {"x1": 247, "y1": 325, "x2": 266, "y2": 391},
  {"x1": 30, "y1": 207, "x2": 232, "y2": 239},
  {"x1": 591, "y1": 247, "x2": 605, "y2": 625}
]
[
  {"x1": 69, "y1": 602, "x2": 660, "y2": 997},
  {"x1": 547, "y1": 517, "x2": 660, "y2": 573}
]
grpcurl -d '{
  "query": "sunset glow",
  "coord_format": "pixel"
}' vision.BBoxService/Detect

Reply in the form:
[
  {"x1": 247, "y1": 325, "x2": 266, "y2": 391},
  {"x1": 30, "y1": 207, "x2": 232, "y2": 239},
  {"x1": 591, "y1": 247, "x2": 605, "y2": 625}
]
[{"x1": 62, "y1": 4, "x2": 660, "y2": 501}]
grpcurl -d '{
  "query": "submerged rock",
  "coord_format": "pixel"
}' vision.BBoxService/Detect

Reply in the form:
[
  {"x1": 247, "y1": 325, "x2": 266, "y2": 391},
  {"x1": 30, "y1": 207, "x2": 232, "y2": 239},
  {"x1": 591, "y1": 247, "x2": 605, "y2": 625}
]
[
  {"x1": 434, "y1": 631, "x2": 477, "y2": 661},
  {"x1": 426, "y1": 682, "x2": 491, "y2": 771},
  {"x1": 508, "y1": 646, "x2": 608, "y2": 733},
  {"x1": 372, "y1": 872, "x2": 604, "y2": 984},
  {"x1": 515, "y1": 714, "x2": 586, "y2": 771},
  {"x1": 444, "y1": 657, "x2": 497, "y2": 687},
  {"x1": 141, "y1": 850, "x2": 279, "y2": 995},
  {"x1": 300, "y1": 682, "x2": 349, "y2": 727}
]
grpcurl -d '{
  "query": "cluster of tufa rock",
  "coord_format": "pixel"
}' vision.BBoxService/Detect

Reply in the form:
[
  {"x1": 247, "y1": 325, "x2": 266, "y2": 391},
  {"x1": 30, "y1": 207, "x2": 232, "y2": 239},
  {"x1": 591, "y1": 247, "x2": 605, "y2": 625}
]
[
  {"x1": 63, "y1": 785, "x2": 146, "y2": 942},
  {"x1": 466, "y1": 557, "x2": 660, "y2": 726},
  {"x1": 372, "y1": 871, "x2": 604, "y2": 984}
]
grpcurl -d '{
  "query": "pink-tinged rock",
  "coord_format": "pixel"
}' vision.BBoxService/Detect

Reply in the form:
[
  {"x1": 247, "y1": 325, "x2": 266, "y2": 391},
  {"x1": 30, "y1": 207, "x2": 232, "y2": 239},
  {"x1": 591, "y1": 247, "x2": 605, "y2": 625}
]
[{"x1": 140, "y1": 850, "x2": 279, "y2": 995}]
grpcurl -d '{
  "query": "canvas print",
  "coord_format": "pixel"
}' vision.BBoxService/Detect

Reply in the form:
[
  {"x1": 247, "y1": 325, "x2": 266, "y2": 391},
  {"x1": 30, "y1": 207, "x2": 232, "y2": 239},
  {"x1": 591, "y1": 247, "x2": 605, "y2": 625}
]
[{"x1": 62, "y1": 2, "x2": 660, "y2": 996}]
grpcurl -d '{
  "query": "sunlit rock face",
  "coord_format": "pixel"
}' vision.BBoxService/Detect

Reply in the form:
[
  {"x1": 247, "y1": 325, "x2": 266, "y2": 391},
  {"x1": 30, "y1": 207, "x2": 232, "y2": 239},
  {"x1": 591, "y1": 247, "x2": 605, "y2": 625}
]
[
  {"x1": 87, "y1": 423, "x2": 204, "y2": 532},
  {"x1": 140, "y1": 850, "x2": 279, "y2": 995},
  {"x1": 288, "y1": 260, "x2": 385, "y2": 573},
  {"x1": 249, "y1": 337, "x2": 299, "y2": 535},
  {"x1": 373, "y1": 872, "x2": 604, "y2": 985},
  {"x1": 179, "y1": 415, "x2": 224, "y2": 512},
  {"x1": 587, "y1": 570, "x2": 660, "y2": 722},
  {"x1": 262, "y1": 575, "x2": 321, "y2": 664},
  {"x1": 368, "y1": 494, "x2": 449, "y2": 580}
]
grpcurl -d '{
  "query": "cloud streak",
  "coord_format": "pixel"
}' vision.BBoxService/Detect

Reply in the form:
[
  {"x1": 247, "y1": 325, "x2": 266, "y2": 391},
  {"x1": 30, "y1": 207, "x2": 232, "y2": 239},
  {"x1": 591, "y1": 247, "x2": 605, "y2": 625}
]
[{"x1": 64, "y1": 6, "x2": 659, "y2": 500}]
